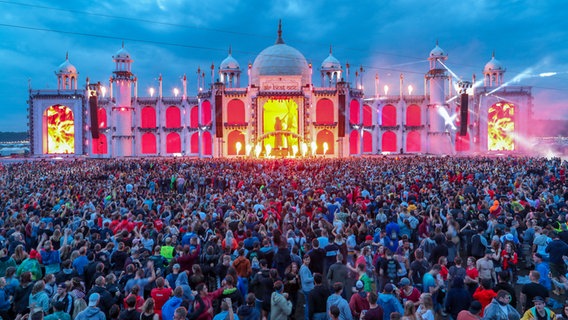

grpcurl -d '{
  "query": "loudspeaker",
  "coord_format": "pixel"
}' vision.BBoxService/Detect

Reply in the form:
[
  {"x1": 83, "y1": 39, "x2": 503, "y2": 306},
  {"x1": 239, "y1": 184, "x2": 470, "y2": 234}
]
[
  {"x1": 215, "y1": 94, "x2": 223, "y2": 138},
  {"x1": 338, "y1": 93, "x2": 346, "y2": 137},
  {"x1": 459, "y1": 93, "x2": 468, "y2": 136},
  {"x1": 89, "y1": 92, "x2": 99, "y2": 139}
]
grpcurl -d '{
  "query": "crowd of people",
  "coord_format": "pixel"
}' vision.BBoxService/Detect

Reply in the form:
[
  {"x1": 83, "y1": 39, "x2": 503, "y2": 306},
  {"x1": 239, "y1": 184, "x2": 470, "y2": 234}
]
[{"x1": 0, "y1": 155, "x2": 566, "y2": 320}]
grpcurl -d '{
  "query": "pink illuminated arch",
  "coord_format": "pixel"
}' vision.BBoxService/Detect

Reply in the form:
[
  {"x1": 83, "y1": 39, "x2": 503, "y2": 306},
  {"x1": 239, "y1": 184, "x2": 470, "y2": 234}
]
[
  {"x1": 316, "y1": 129, "x2": 335, "y2": 155},
  {"x1": 227, "y1": 130, "x2": 245, "y2": 155},
  {"x1": 382, "y1": 105, "x2": 397, "y2": 126},
  {"x1": 202, "y1": 131, "x2": 212, "y2": 155},
  {"x1": 406, "y1": 131, "x2": 421, "y2": 152},
  {"x1": 381, "y1": 131, "x2": 397, "y2": 152},
  {"x1": 227, "y1": 99, "x2": 246, "y2": 124},
  {"x1": 141, "y1": 133, "x2": 157, "y2": 154},
  {"x1": 349, "y1": 99, "x2": 360, "y2": 124},
  {"x1": 165, "y1": 106, "x2": 181, "y2": 128},
  {"x1": 141, "y1": 106, "x2": 156, "y2": 128},
  {"x1": 349, "y1": 130, "x2": 360, "y2": 155},
  {"x1": 406, "y1": 105, "x2": 421, "y2": 126},
  {"x1": 316, "y1": 99, "x2": 334, "y2": 124},
  {"x1": 201, "y1": 100, "x2": 212, "y2": 125},
  {"x1": 98, "y1": 108, "x2": 107, "y2": 128},
  {"x1": 166, "y1": 132, "x2": 181, "y2": 153},
  {"x1": 190, "y1": 106, "x2": 199, "y2": 128},
  {"x1": 92, "y1": 134, "x2": 107, "y2": 154},
  {"x1": 363, "y1": 105, "x2": 373, "y2": 127},
  {"x1": 190, "y1": 132, "x2": 199, "y2": 154},
  {"x1": 363, "y1": 131, "x2": 373, "y2": 153}
]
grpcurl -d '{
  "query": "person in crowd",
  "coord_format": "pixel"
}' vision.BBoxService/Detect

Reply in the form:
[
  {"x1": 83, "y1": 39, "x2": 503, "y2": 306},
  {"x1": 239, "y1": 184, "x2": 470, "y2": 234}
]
[
  {"x1": 482, "y1": 290, "x2": 520, "y2": 320},
  {"x1": 520, "y1": 296, "x2": 556, "y2": 320},
  {"x1": 326, "y1": 282, "x2": 352, "y2": 320}
]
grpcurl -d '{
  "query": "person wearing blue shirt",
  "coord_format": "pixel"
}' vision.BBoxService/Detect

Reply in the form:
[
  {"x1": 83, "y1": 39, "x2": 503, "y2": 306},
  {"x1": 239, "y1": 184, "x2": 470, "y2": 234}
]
[
  {"x1": 72, "y1": 247, "x2": 89, "y2": 276},
  {"x1": 326, "y1": 282, "x2": 352, "y2": 320}
]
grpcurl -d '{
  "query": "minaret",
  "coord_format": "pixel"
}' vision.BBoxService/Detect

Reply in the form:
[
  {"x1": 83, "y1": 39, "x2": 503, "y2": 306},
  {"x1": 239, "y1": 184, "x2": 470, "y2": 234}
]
[
  {"x1": 56, "y1": 52, "x2": 78, "y2": 90},
  {"x1": 219, "y1": 46, "x2": 241, "y2": 88},
  {"x1": 320, "y1": 45, "x2": 342, "y2": 87},
  {"x1": 111, "y1": 42, "x2": 135, "y2": 156},
  {"x1": 425, "y1": 40, "x2": 451, "y2": 154}
]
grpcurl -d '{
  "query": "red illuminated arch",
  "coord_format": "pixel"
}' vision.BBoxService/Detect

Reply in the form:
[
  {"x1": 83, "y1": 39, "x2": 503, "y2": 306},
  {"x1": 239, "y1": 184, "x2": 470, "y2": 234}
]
[
  {"x1": 349, "y1": 99, "x2": 360, "y2": 124},
  {"x1": 316, "y1": 99, "x2": 334, "y2": 124},
  {"x1": 363, "y1": 105, "x2": 373, "y2": 127},
  {"x1": 349, "y1": 130, "x2": 360, "y2": 155},
  {"x1": 98, "y1": 108, "x2": 107, "y2": 128},
  {"x1": 406, "y1": 131, "x2": 421, "y2": 152},
  {"x1": 456, "y1": 132, "x2": 471, "y2": 152},
  {"x1": 141, "y1": 106, "x2": 156, "y2": 128},
  {"x1": 381, "y1": 131, "x2": 397, "y2": 152},
  {"x1": 141, "y1": 133, "x2": 157, "y2": 154},
  {"x1": 227, "y1": 130, "x2": 245, "y2": 155},
  {"x1": 382, "y1": 105, "x2": 397, "y2": 126},
  {"x1": 201, "y1": 100, "x2": 212, "y2": 125},
  {"x1": 363, "y1": 131, "x2": 373, "y2": 153},
  {"x1": 190, "y1": 132, "x2": 199, "y2": 154},
  {"x1": 316, "y1": 129, "x2": 335, "y2": 155},
  {"x1": 92, "y1": 134, "x2": 107, "y2": 154},
  {"x1": 227, "y1": 99, "x2": 246, "y2": 124},
  {"x1": 406, "y1": 105, "x2": 421, "y2": 126},
  {"x1": 166, "y1": 132, "x2": 181, "y2": 153},
  {"x1": 202, "y1": 131, "x2": 212, "y2": 155},
  {"x1": 165, "y1": 106, "x2": 181, "y2": 128},
  {"x1": 190, "y1": 106, "x2": 199, "y2": 128}
]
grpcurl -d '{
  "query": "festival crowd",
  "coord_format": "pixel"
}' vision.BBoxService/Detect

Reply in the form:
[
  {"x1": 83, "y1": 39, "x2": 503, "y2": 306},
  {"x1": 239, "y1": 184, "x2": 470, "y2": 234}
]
[{"x1": 0, "y1": 155, "x2": 566, "y2": 320}]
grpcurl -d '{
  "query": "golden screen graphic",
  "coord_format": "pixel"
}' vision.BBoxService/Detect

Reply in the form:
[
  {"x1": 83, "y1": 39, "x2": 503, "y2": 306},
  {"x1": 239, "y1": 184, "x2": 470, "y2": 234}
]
[
  {"x1": 46, "y1": 105, "x2": 75, "y2": 154},
  {"x1": 262, "y1": 98, "x2": 299, "y2": 152},
  {"x1": 488, "y1": 102, "x2": 514, "y2": 151}
]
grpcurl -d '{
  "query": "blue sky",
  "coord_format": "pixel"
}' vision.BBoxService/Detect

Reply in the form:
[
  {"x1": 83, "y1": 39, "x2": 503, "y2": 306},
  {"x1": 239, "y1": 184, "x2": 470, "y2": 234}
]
[{"x1": 1, "y1": 0, "x2": 567, "y2": 132}]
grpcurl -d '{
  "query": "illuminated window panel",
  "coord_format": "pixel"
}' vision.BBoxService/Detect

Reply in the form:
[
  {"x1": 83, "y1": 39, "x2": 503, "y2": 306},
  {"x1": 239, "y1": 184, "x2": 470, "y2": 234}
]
[{"x1": 46, "y1": 105, "x2": 74, "y2": 154}]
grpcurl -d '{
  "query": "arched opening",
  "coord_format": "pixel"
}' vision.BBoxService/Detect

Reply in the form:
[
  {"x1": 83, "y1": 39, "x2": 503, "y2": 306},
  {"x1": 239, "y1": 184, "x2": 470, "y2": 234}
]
[
  {"x1": 202, "y1": 131, "x2": 212, "y2": 156},
  {"x1": 456, "y1": 132, "x2": 470, "y2": 152},
  {"x1": 381, "y1": 131, "x2": 397, "y2": 152},
  {"x1": 349, "y1": 99, "x2": 360, "y2": 124},
  {"x1": 98, "y1": 108, "x2": 107, "y2": 128},
  {"x1": 190, "y1": 132, "x2": 199, "y2": 154},
  {"x1": 406, "y1": 105, "x2": 421, "y2": 126},
  {"x1": 92, "y1": 134, "x2": 108, "y2": 154},
  {"x1": 201, "y1": 100, "x2": 212, "y2": 125},
  {"x1": 382, "y1": 105, "x2": 397, "y2": 126},
  {"x1": 45, "y1": 105, "x2": 74, "y2": 154},
  {"x1": 165, "y1": 106, "x2": 181, "y2": 128},
  {"x1": 141, "y1": 106, "x2": 156, "y2": 128},
  {"x1": 363, "y1": 131, "x2": 373, "y2": 153},
  {"x1": 227, "y1": 130, "x2": 245, "y2": 155},
  {"x1": 316, "y1": 129, "x2": 335, "y2": 155},
  {"x1": 406, "y1": 131, "x2": 421, "y2": 152},
  {"x1": 316, "y1": 99, "x2": 334, "y2": 124},
  {"x1": 363, "y1": 104, "x2": 373, "y2": 127},
  {"x1": 488, "y1": 102, "x2": 515, "y2": 151},
  {"x1": 141, "y1": 133, "x2": 157, "y2": 154},
  {"x1": 349, "y1": 130, "x2": 360, "y2": 155},
  {"x1": 227, "y1": 99, "x2": 246, "y2": 124},
  {"x1": 190, "y1": 106, "x2": 199, "y2": 128},
  {"x1": 166, "y1": 132, "x2": 181, "y2": 153}
]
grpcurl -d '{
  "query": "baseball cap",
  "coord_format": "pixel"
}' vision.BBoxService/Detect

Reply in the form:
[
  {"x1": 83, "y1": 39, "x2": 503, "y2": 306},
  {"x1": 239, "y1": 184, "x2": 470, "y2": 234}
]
[
  {"x1": 384, "y1": 283, "x2": 395, "y2": 293},
  {"x1": 355, "y1": 280, "x2": 364, "y2": 290},
  {"x1": 88, "y1": 293, "x2": 100, "y2": 307},
  {"x1": 532, "y1": 296, "x2": 545, "y2": 303},
  {"x1": 365, "y1": 235, "x2": 373, "y2": 241},
  {"x1": 173, "y1": 264, "x2": 181, "y2": 269},
  {"x1": 399, "y1": 277, "x2": 411, "y2": 286}
]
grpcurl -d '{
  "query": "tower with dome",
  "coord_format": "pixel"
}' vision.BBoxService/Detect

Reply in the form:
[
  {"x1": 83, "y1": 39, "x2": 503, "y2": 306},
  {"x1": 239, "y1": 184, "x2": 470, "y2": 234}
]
[{"x1": 27, "y1": 22, "x2": 532, "y2": 157}]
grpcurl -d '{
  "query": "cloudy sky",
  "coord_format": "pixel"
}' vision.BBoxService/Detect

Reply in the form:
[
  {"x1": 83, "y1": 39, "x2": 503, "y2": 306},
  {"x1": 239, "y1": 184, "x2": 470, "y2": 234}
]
[{"x1": 1, "y1": 0, "x2": 567, "y2": 132}]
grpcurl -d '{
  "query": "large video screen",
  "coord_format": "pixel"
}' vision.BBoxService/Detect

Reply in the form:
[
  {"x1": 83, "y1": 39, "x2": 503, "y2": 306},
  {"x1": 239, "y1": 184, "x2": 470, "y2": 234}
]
[
  {"x1": 488, "y1": 102, "x2": 515, "y2": 151},
  {"x1": 46, "y1": 105, "x2": 75, "y2": 154},
  {"x1": 262, "y1": 98, "x2": 299, "y2": 151}
]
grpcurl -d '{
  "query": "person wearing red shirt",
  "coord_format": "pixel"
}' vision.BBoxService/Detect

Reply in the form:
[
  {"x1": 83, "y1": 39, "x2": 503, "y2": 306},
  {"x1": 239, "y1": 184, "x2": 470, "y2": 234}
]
[
  {"x1": 398, "y1": 277, "x2": 421, "y2": 303},
  {"x1": 193, "y1": 283, "x2": 225, "y2": 320},
  {"x1": 151, "y1": 277, "x2": 172, "y2": 320},
  {"x1": 472, "y1": 279, "x2": 497, "y2": 317}
]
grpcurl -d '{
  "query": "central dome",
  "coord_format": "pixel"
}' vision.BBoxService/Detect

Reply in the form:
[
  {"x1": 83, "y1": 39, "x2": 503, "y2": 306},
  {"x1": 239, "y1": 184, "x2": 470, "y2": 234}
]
[{"x1": 250, "y1": 22, "x2": 310, "y2": 86}]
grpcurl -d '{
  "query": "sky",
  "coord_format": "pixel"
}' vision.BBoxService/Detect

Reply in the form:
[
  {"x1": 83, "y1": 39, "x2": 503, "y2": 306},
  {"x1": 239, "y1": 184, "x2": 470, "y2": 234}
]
[{"x1": 1, "y1": 0, "x2": 568, "y2": 132}]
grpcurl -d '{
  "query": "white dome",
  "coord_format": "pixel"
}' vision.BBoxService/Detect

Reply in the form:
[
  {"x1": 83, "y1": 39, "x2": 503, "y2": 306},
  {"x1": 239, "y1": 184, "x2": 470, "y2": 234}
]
[
  {"x1": 484, "y1": 55, "x2": 504, "y2": 72},
  {"x1": 114, "y1": 43, "x2": 131, "y2": 60},
  {"x1": 250, "y1": 22, "x2": 310, "y2": 86},
  {"x1": 57, "y1": 55, "x2": 77, "y2": 74},
  {"x1": 321, "y1": 53, "x2": 341, "y2": 70},
  {"x1": 220, "y1": 49, "x2": 240, "y2": 70},
  {"x1": 430, "y1": 44, "x2": 446, "y2": 57}
]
